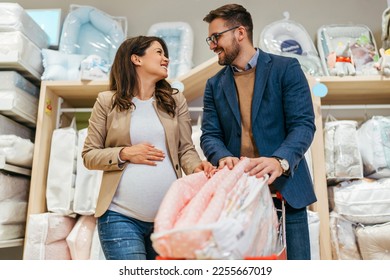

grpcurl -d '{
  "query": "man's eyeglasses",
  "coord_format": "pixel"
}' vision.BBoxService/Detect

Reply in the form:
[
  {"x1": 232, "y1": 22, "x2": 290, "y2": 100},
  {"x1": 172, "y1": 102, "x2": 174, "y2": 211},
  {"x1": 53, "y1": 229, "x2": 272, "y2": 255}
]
[{"x1": 206, "y1": 26, "x2": 240, "y2": 46}]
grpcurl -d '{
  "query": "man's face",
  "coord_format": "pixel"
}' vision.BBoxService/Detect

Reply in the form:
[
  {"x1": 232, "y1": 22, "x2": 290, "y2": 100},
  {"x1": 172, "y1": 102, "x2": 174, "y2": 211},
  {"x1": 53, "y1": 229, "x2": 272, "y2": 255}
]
[{"x1": 207, "y1": 18, "x2": 240, "y2": 66}]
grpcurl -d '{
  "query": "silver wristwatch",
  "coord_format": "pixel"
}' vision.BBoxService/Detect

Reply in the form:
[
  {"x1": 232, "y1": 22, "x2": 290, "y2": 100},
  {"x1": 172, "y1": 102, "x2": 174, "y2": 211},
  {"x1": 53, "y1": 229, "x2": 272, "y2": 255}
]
[{"x1": 274, "y1": 157, "x2": 290, "y2": 175}]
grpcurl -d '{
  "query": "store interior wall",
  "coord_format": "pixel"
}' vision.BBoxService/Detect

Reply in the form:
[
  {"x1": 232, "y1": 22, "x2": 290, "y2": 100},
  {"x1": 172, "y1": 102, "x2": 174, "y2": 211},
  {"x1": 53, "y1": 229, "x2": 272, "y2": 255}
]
[{"x1": 12, "y1": 0, "x2": 389, "y2": 67}]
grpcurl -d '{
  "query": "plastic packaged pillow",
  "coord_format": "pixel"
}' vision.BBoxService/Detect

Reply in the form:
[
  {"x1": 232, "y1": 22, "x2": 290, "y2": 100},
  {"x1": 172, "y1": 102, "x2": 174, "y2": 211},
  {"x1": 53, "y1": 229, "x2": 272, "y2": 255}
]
[
  {"x1": 0, "y1": 3, "x2": 49, "y2": 49},
  {"x1": 0, "y1": 172, "x2": 30, "y2": 201},
  {"x1": 0, "y1": 224, "x2": 25, "y2": 241},
  {"x1": 329, "y1": 178, "x2": 390, "y2": 224},
  {"x1": 89, "y1": 224, "x2": 106, "y2": 260},
  {"x1": 329, "y1": 212, "x2": 361, "y2": 260},
  {"x1": 23, "y1": 213, "x2": 76, "y2": 260},
  {"x1": 0, "y1": 135, "x2": 34, "y2": 168},
  {"x1": 324, "y1": 117, "x2": 363, "y2": 183},
  {"x1": 66, "y1": 215, "x2": 96, "y2": 260},
  {"x1": 46, "y1": 119, "x2": 78, "y2": 215},
  {"x1": 0, "y1": 71, "x2": 39, "y2": 98},
  {"x1": 356, "y1": 222, "x2": 390, "y2": 260},
  {"x1": 0, "y1": 200, "x2": 27, "y2": 224},
  {"x1": 41, "y1": 49, "x2": 86, "y2": 81},
  {"x1": 357, "y1": 116, "x2": 390, "y2": 178},
  {"x1": 73, "y1": 128, "x2": 102, "y2": 215}
]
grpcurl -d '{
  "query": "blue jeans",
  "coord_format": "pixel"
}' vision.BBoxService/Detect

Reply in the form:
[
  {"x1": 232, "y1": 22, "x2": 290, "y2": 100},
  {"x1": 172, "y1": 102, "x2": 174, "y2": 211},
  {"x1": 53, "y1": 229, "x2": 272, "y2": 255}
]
[
  {"x1": 98, "y1": 210, "x2": 157, "y2": 260},
  {"x1": 274, "y1": 198, "x2": 311, "y2": 260}
]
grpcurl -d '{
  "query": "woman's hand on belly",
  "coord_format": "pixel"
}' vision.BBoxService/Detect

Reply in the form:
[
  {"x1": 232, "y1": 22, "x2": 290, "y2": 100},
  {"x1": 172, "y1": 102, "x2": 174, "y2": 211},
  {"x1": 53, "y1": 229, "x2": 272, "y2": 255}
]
[{"x1": 120, "y1": 143, "x2": 165, "y2": 166}]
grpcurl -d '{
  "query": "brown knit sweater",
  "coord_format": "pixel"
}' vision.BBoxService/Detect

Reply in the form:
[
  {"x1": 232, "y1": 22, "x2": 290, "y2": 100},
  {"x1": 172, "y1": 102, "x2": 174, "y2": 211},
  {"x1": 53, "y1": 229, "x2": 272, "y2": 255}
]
[{"x1": 233, "y1": 67, "x2": 259, "y2": 158}]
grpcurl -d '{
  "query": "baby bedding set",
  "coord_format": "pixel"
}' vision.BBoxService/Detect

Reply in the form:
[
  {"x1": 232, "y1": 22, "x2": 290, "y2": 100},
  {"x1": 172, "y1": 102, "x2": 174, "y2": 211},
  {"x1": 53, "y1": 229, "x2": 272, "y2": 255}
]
[
  {"x1": 43, "y1": 4, "x2": 127, "y2": 81},
  {"x1": 317, "y1": 24, "x2": 379, "y2": 76},
  {"x1": 152, "y1": 158, "x2": 282, "y2": 260}
]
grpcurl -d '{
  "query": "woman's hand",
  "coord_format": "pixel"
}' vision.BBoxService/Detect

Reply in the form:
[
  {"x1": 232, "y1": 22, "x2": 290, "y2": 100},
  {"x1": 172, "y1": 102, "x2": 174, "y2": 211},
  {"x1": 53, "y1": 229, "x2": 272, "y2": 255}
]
[
  {"x1": 120, "y1": 143, "x2": 165, "y2": 166},
  {"x1": 194, "y1": 161, "x2": 217, "y2": 178},
  {"x1": 218, "y1": 156, "x2": 240, "y2": 170}
]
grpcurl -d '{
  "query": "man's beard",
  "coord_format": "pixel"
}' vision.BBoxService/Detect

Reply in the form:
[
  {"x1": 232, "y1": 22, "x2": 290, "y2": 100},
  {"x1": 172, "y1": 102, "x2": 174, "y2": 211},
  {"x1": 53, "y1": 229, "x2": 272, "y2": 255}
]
[{"x1": 218, "y1": 39, "x2": 240, "y2": 66}]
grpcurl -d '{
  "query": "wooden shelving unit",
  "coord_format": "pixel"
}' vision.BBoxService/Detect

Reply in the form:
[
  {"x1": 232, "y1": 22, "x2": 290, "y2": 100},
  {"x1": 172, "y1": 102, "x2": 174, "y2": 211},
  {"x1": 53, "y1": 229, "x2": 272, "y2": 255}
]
[{"x1": 320, "y1": 76, "x2": 390, "y2": 105}]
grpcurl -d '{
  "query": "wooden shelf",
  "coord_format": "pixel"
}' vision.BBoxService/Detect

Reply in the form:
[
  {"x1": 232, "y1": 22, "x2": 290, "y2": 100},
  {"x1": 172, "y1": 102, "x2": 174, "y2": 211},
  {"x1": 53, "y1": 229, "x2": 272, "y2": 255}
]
[
  {"x1": 40, "y1": 56, "x2": 222, "y2": 106},
  {"x1": 177, "y1": 56, "x2": 222, "y2": 102},
  {"x1": 319, "y1": 76, "x2": 390, "y2": 105},
  {"x1": 40, "y1": 80, "x2": 109, "y2": 108}
]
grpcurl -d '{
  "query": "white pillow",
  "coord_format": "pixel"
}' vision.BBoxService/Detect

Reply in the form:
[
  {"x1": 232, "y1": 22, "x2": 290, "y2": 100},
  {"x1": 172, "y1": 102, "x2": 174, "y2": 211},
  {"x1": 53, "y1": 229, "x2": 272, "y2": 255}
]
[{"x1": 41, "y1": 49, "x2": 86, "y2": 80}]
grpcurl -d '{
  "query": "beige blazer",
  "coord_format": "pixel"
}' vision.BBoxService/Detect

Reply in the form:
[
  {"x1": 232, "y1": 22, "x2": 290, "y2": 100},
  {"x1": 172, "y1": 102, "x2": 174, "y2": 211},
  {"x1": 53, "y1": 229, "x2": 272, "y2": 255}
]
[{"x1": 82, "y1": 90, "x2": 202, "y2": 217}]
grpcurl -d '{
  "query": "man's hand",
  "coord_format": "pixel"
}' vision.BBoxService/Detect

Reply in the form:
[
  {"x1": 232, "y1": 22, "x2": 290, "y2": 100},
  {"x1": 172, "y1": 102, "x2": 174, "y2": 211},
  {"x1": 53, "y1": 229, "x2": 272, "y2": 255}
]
[{"x1": 244, "y1": 157, "x2": 283, "y2": 184}]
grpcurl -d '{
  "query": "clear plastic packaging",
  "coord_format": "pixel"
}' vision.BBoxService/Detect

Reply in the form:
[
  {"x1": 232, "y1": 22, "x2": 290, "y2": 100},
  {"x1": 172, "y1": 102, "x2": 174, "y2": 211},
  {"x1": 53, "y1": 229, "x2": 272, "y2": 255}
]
[
  {"x1": 317, "y1": 24, "x2": 379, "y2": 76},
  {"x1": 260, "y1": 13, "x2": 324, "y2": 76},
  {"x1": 0, "y1": 2, "x2": 49, "y2": 49},
  {"x1": 148, "y1": 22, "x2": 194, "y2": 79},
  {"x1": 59, "y1": 4, "x2": 127, "y2": 65},
  {"x1": 324, "y1": 117, "x2": 363, "y2": 183}
]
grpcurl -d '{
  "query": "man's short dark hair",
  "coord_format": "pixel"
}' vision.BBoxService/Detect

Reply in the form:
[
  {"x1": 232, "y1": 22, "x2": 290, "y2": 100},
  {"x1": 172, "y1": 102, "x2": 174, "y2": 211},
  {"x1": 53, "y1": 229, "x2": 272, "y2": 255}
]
[{"x1": 203, "y1": 4, "x2": 253, "y2": 43}]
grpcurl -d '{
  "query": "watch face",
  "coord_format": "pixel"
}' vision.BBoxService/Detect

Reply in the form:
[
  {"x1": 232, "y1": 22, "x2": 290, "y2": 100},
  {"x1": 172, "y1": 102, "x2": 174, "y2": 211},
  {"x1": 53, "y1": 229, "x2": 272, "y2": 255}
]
[{"x1": 281, "y1": 159, "x2": 289, "y2": 171}]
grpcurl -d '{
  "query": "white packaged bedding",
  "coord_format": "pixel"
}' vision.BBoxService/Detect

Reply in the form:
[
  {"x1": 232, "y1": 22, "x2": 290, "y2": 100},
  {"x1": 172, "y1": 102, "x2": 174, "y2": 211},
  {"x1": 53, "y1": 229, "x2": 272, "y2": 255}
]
[
  {"x1": 0, "y1": 223, "x2": 25, "y2": 241},
  {"x1": 0, "y1": 70, "x2": 39, "y2": 127},
  {"x1": 0, "y1": 3, "x2": 49, "y2": 49},
  {"x1": 0, "y1": 200, "x2": 27, "y2": 224},
  {"x1": 0, "y1": 71, "x2": 39, "y2": 98},
  {"x1": 324, "y1": 119, "x2": 363, "y2": 182},
  {"x1": 0, "y1": 31, "x2": 44, "y2": 83},
  {"x1": 357, "y1": 116, "x2": 390, "y2": 179},
  {"x1": 0, "y1": 135, "x2": 34, "y2": 168},
  {"x1": 356, "y1": 222, "x2": 390, "y2": 260},
  {"x1": 329, "y1": 211, "x2": 361, "y2": 260},
  {"x1": 24, "y1": 213, "x2": 76, "y2": 260},
  {"x1": 329, "y1": 178, "x2": 390, "y2": 224},
  {"x1": 0, "y1": 114, "x2": 34, "y2": 141},
  {"x1": 0, "y1": 171, "x2": 30, "y2": 201}
]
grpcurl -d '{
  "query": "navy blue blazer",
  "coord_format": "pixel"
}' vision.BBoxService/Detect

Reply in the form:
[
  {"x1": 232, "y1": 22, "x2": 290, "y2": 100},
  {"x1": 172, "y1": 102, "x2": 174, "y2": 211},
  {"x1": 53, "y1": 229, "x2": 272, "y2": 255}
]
[{"x1": 200, "y1": 49, "x2": 317, "y2": 209}]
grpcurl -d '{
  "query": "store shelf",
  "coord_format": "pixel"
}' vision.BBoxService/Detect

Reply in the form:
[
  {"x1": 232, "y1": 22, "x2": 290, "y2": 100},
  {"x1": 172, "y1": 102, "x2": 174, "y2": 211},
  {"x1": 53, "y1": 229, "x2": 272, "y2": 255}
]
[
  {"x1": 0, "y1": 238, "x2": 24, "y2": 249},
  {"x1": 0, "y1": 155, "x2": 31, "y2": 176},
  {"x1": 319, "y1": 75, "x2": 390, "y2": 105},
  {"x1": 177, "y1": 56, "x2": 222, "y2": 102}
]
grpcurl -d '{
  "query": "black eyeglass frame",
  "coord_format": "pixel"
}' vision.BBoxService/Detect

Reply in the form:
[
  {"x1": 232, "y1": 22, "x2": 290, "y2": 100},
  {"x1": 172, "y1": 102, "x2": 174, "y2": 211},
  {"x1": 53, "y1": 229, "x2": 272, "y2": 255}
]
[{"x1": 205, "y1": 26, "x2": 240, "y2": 46}]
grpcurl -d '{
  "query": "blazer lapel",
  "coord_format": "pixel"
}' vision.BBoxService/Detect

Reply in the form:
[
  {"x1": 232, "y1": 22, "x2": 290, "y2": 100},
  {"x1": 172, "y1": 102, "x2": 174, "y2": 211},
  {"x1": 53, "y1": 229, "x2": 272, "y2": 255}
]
[
  {"x1": 221, "y1": 68, "x2": 241, "y2": 126},
  {"x1": 251, "y1": 51, "x2": 271, "y2": 123}
]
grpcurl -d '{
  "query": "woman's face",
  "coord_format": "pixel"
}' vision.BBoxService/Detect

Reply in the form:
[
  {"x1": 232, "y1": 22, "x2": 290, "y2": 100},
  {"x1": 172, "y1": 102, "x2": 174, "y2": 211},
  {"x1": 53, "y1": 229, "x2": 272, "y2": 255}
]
[{"x1": 138, "y1": 41, "x2": 169, "y2": 80}]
